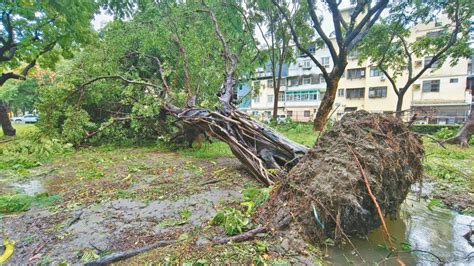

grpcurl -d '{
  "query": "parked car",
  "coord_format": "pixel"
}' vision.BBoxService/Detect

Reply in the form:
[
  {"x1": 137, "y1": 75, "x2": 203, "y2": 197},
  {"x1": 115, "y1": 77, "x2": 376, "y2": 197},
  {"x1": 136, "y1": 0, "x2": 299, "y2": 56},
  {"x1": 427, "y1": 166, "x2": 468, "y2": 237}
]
[
  {"x1": 263, "y1": 114, "x2": 288, "y2": 124},
  {"x1": 11, "y1": 114, "x2": 39, "y2": 124}
]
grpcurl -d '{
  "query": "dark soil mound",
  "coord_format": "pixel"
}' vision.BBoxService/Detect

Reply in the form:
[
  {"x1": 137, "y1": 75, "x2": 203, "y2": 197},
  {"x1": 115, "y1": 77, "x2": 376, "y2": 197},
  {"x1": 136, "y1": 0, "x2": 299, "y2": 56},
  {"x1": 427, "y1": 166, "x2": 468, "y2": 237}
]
[{"x1": 257, "y1": 111, "x2": 424, "y2": 244}]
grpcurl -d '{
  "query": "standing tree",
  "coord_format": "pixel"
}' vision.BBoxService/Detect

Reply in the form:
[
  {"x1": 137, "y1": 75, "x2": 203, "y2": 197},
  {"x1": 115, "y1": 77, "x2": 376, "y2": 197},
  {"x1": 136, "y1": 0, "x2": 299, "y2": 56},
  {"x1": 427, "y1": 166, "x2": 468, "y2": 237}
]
[
  {"x1": 0, "y1": 1, "x2": 98, "y2": 136},
  {"x1": 358, "y1": 0, "x2": 472, "y2": 118},
  {"x1": 249, "y1": 0, "x2": 294, "y2": 120},
  {"x1": 272, "y1": 0, "x2": 390, "y2": 131}
]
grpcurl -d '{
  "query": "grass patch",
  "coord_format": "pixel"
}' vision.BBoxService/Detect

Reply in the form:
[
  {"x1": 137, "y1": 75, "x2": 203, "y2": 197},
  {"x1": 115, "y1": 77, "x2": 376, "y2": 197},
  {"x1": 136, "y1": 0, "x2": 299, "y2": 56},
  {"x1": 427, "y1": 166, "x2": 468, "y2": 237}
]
[
  {"x1": 272, "y1": 122, "x2": 317, "y2": 147},
  {"x1": 0, "y1": 123, "x2": 37, "y2": 139},
  {"x1": 178, "y1": 141, "x2": 233, "y2": 159},
  {"x1": 0, "y1": 193, "x2": 61, "y2": 214}
]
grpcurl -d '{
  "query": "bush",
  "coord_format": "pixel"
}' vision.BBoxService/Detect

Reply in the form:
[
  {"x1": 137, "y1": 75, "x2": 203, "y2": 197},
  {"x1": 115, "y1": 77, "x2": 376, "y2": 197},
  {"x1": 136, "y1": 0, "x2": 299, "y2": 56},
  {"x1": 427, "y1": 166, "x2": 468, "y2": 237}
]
[
  {"x1": 411, "y1": 124, "x2": 460, "y2": 135},
  {"x1": 433, "y1": 127, "x2": 456, "y2": 140}
]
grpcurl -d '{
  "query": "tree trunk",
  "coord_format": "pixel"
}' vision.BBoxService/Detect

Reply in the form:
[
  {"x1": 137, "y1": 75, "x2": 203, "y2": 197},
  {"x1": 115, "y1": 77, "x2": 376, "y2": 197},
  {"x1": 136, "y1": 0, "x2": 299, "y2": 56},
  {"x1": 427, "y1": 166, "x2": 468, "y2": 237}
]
[
  {"x1": 165, "y1": 105, "x2": 308, "y2": 185},
  {"x1": 446, "y1": 106, "x2": 474, "y2": 147},
  {"x1": 0, "y1": 101, "x2": 16, "y2": 136},
  {"x1": 273, "y1": 87, "x2": 279, "y2": 121},
  {"x1": 313, "y1": 77, "x2": 340, "y2": 131},
  {"x1": 395, "y1": 93, "x2": 404, "y2": 118},
  {"x1": 257, "y1": 111, "x2": 424, "y2": 244}
]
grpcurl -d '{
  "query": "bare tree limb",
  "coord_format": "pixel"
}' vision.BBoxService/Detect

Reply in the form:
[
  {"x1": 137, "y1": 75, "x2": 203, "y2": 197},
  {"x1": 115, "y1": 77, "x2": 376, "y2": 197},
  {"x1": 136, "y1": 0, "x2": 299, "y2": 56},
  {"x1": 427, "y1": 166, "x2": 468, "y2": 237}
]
[
  {"x1": 0, "y1": 41, "x2": 56, "y2": 86},
  {"x1": 307, "y1": 0, "x2": 338, "y2": 63},
  {"x1": 271, "y1": 0, "x2": 330, "y2": 82},
  {"x1": 80, "y1": 75, "x2": 160, "y2": 89}
]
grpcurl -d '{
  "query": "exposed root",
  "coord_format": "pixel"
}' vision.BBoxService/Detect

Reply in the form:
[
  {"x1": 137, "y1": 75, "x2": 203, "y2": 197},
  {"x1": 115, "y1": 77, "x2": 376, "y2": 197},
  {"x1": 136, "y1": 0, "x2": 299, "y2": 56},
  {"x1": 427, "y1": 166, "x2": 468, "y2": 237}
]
[
  {"x1": 212, "y1": 227, "x2": 268, "y2": 245},
  {"x1": 257, "y1": 111, "x2": 424, "y2": 244}
]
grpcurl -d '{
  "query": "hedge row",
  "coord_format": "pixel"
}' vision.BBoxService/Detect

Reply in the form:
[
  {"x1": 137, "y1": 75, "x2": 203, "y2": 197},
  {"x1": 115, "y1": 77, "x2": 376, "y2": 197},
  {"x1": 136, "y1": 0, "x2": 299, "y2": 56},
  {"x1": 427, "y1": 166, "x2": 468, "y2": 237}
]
[{"x1": 410, "y1": 124, "x2": 461, "y2": 135}]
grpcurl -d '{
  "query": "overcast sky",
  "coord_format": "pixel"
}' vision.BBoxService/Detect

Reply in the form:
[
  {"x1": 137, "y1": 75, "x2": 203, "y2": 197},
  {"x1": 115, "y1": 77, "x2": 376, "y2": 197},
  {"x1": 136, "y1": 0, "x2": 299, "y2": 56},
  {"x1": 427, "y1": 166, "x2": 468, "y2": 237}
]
[{"x1": 92, "y1": 10, "x2": 113, "y2": 31}]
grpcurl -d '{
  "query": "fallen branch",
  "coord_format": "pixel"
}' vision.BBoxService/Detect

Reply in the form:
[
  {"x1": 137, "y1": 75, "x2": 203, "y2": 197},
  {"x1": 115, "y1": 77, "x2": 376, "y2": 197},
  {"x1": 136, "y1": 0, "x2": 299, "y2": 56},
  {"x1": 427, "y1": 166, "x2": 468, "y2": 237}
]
[
  {"x1": 212, "y1": 227, "x2": 267, "y2": 245},
  {"x1": 83, "y1": 240, "x2": 176, "y2": 266},
  {"x1": 66, "y1": 210, "x2": 84, "y2": 228}
]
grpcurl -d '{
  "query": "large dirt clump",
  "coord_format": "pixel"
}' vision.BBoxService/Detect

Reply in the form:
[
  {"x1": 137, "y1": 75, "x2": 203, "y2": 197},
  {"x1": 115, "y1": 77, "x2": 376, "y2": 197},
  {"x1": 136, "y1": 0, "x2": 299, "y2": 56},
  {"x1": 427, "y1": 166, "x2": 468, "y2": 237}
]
[{"x1": 257, "y1": 111, "x2": 424, "y2": 244}]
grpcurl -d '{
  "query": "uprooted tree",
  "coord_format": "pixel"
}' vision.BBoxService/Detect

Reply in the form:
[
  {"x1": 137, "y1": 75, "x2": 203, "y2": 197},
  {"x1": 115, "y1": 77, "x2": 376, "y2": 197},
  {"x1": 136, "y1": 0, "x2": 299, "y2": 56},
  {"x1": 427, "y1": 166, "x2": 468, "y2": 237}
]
[{"x1": 41, "y1": 0, "x2": 425, "y2": 247}]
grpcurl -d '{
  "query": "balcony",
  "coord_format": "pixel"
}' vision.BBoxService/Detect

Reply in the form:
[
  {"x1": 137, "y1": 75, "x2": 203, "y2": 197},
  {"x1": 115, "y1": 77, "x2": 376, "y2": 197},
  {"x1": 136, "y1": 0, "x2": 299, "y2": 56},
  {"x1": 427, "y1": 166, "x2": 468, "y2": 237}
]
[{"x1": 411, "y1": 99, "x2": 468, "y2": 106}]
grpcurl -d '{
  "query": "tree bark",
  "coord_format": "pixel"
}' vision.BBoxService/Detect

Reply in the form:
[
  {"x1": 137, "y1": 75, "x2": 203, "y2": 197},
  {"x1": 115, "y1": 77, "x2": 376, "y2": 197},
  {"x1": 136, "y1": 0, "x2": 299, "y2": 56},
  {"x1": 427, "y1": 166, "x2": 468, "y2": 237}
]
[
  {"x1": 313, "y1": 77, "x2": 340, "y2": 131},
  {"x1": 164, "y1": 105, "x2": 308, "y2": 185},
  {"x1": 446, "y1": 105, "x2": 474, "y2": 147},
  {"x1": 395, "y1": 91, "x2": 404, "y2": 118},
  {"x1": 0, "y1": 101, "x2": 16, "y2": 136}
]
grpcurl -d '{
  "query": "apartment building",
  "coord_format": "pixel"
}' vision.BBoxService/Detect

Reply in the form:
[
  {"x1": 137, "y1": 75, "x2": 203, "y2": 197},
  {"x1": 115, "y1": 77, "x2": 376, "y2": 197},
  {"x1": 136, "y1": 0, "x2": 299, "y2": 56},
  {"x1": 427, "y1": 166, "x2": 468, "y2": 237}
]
[{"x1": 242, "y1": 19, "x2": 472, "y2": 124}]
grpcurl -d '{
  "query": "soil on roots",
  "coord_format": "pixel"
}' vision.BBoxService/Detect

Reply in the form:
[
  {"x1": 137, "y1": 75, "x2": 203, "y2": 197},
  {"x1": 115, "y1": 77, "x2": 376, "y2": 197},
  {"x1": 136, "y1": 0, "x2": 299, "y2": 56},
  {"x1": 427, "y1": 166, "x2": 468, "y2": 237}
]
[{"x1": 257, "y1": 111, "x2": 424, "y2": 244}]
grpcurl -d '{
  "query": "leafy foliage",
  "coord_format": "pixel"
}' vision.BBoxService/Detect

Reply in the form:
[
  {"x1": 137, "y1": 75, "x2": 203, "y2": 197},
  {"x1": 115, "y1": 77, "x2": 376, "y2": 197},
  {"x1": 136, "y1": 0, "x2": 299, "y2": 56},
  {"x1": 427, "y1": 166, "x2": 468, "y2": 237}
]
[
  {"x1": 0, "y1": 193, "x2": 60, "y2": 214},
  {"x1": 211, "y1": 208, "x2": 250, "y2": 236},
  {"x1": 434, "y1": 127, "x2": 457, "y2": 140},
  {"x1": 211, "y1": 186, "x2": 271, "y2": 236},
  {"x1": 36, "y1": 1, "x2": 259, "y2": 146},
  {"x1": 0, "y1": 128, "x2": 73, "y2": 169},
  {"x1": 0, "y1": 0, "x2": 98, "y2": 79}
]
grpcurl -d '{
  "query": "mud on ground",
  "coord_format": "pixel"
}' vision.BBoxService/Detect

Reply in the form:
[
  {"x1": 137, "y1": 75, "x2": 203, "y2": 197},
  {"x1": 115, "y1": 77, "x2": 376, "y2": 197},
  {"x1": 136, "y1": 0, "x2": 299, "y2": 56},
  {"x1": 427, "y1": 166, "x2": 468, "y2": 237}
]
[{"x1": 0, "y1": 147, "x2": 320, "y2": 264}]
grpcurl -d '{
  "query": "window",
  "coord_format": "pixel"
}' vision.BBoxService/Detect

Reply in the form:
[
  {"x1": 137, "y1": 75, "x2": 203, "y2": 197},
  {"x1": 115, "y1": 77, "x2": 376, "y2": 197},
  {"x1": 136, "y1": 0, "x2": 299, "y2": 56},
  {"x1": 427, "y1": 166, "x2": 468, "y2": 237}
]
[
  {"x1": 253, "y1": 96, "x2": 260, "y2": 103},
  {"x1": 285, "y1": 90, "x2": 319, "y2": 102},
  {"x1": 300, "y1": 44, "x2": 316, "y2": 57},
  {"x1": 347, "y1": 68, "x2": 366, "y2": 79},
  {"x1": 427, "y1": 30, "x2": 442, "y2": 39},
  {"x1": 321, "y1": 57, "x2": 330, "y2": 68},
  {"x1": 278, "y1": 92, "x2": 285, "y2": 101},
  {"x1": 338, "y1": 88, "x2": 345, "y2": 97},
  {"x1": 320, "y1": 75, "x2": 326, "y2": 84},
  {"x1": 346, "y1": 88, "x2": 365, "y2": 99},
  {"x1": 267, "y1": 95, "x2": 274, "y2": 103},
  {"x1": 344, "y1": 107, "x2": 357, "y2": 112},
  {"x1": 303, "y1": 77, "x2": 311, "y2": 85},
  {"x1": 422, "y1": 80, "x2": 440, "y2": 92},
  {"x1": 288, "y1": 78, "x2": 299, "y2": 87},
  {"x1": 253, "y1": 81, "x2": 261, "y2": 88},
  {"x1": 304, "y1": 110, "x2": 311, "y2": 117},
  {"x1": 303, "y1": 60, "x2": 311, "y2": 69},
  {"x1": 424, "y1": 56, "x2": 438, "y2": 68},
  {"x1": 348, "y1": 50, "x2": 359, "y2": 59},
  {"x1": 267, "y1": 79, "x2": 273, "y2": 88},
  {"x1": 370, "y1": 67, "x2": 382, "y2": 77},
  {"x1": 287, "y1": 111, "x2": 293, "y2": 117},
  {"x1": 450, "y1": 78, "x2": 458, "y2": 83},
  {"x1": 369, "y1": 87, "x2": 387, "y2": 98}
]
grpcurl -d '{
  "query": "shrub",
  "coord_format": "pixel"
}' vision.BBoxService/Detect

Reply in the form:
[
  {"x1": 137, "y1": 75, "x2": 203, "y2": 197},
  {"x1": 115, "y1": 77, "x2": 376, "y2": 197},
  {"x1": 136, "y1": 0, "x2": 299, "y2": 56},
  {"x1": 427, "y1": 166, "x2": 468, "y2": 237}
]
[
  {"x1": 411, "y1": 124, "x2": 460, "y2": 135},
  {"x1": 434, "y1": 127, "x2": 456, "y2": 140}
]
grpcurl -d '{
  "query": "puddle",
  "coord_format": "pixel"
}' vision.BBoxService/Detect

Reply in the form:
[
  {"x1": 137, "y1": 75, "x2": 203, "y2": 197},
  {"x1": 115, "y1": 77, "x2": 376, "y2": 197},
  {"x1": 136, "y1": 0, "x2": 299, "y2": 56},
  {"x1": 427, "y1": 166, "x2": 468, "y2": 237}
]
[
  {"x1": 0, "y1": 179, "x2": 46, "y2": 196},
  {"x1": 328, "y1": 193, "x2": 474, "y2": 265},
  {"x1": 13, "y1": 179, "x2": 46, "y2": 196}
]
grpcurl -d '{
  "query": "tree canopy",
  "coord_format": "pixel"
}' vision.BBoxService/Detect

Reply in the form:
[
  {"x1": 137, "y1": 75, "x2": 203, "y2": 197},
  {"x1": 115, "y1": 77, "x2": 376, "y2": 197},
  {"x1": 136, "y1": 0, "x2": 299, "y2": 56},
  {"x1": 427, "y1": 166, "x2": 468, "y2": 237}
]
[
  {"x1": 357, "y1": 0, "x2": 472, "y2": 114},
  {"x1": 0, "y1": 0, "x2": 98, "y2": 85}
]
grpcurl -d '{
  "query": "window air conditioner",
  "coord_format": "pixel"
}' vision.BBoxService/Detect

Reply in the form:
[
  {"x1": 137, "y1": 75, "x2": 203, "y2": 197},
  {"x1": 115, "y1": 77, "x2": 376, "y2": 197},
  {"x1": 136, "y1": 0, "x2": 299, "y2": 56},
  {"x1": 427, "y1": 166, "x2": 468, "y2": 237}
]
[{"x1": 380, "y1": 75, "x2": 386, "y2": 81}]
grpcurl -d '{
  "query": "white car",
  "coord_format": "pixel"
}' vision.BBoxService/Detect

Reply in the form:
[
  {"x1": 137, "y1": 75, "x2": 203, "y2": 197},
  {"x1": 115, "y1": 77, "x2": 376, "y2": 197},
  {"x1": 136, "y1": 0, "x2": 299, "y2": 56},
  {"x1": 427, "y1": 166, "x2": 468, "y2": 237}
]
[{"x1": 11, "y1": 114, "x2": 38, "y2": 123}]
